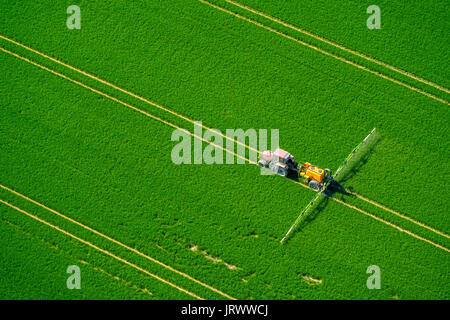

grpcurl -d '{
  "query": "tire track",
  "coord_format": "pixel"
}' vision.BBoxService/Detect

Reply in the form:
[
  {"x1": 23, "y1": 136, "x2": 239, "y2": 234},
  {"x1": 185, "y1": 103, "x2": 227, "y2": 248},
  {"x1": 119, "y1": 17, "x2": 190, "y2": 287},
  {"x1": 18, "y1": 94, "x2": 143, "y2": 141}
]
[
  {"x1": 348, "y1": 191, "x2": 449, "y2": 239},
  {"x1": 0, "y1": 34, "x2": 260, "y2": 155},
  {"x1": 332, "y1": 197, "x2": 450, "y2": 253},
  {"x1": 198, "y1": 0, "x2": 449, "y2": 105},
  {"x1": 226, "y1": 0, "x2": 450, "y2": 95},
  {"x1": 0, "y1": 46, "x2": 255, "y2": 167},
  {"x1": 2, "y1": 219, "x2": 154, "y2": 299},
  {"x1": 0, "y1": 184, "x2": 236, "y2": 300},
  {"x1": 0, "y1": 199, "x2": 204, "y2": 300}
]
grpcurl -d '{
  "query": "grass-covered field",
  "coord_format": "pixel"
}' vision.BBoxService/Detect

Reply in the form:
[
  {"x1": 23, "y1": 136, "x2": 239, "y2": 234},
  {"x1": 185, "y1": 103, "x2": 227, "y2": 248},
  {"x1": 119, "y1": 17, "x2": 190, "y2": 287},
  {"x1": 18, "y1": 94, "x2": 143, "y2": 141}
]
[{"x1": 1, "y1": 0, "x2": 449, "y2": 299}]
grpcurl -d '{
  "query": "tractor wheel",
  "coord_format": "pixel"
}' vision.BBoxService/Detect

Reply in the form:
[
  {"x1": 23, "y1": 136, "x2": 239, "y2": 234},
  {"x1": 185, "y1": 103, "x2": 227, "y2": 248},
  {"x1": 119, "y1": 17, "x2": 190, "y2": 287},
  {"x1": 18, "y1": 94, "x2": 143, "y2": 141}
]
[
  {"x1": 279, "y1": 167, "x2": 288, "y2": 177},
  {"x1": 308, "y1": 180, "x2": 321, "y2": 191}
]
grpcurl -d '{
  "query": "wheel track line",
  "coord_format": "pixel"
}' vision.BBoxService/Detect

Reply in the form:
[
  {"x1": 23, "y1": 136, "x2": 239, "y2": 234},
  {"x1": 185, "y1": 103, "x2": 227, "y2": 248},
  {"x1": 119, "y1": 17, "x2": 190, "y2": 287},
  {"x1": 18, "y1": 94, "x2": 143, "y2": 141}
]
[
  {"x1": 226, "y1": 0, "x2": 450, "y2": 95},
  {"x1": 0, "y1": 184, "x2": 235, "y2": 300},
  {"x1": 2, "y1": 44, "x2": 446, "y2": 253},
  {"x1": 0, "y1": 46, "x2": 255, "y2": 167},
  {"x1": 332, "y1": 197, "x2": 450, "y2": 253},
  {"x1": 348, "y1": 191, "x2": 450, "y2": 239},
  {"x1": 0, "y1": 34, "x2": 260, "y2": 155},
  {"x1": 0, "y1": 199, "x2": 204, "y2": 300},
  {"x1": 198, "y1": 0, "x2": 449, "y2": 105},
  {"x1": 2, "y1": 218, "x2": 154, "y2": 298}
]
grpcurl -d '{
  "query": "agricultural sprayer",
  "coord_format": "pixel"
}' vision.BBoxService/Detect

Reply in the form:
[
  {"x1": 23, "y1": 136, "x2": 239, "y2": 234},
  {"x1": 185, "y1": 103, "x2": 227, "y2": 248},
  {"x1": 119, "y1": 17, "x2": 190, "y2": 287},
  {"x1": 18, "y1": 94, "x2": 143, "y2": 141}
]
[{"x1": 257, "y1": 128, "x2": 378, "y2": 243}]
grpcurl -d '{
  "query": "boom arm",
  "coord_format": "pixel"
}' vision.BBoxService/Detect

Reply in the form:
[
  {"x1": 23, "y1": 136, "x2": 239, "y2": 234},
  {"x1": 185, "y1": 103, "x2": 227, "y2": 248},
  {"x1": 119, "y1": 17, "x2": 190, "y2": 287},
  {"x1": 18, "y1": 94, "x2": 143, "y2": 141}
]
[
  {"x1": 280, "y1": 128, "x2": 377, "y2": 244},
  {"x1": 332, "y1": 128, "x2": 377, "y2": 182},
  {"x1": 280, "y1": 191, "x2": 325, "y2": 243}
]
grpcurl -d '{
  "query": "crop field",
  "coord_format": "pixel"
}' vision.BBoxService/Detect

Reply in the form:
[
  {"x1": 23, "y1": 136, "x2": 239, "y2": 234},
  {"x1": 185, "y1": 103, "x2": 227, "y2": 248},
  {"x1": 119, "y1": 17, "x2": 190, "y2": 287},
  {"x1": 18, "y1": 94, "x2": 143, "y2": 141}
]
[{"x1": 0, "y1": 0, "x2": 449, "y2": 300}]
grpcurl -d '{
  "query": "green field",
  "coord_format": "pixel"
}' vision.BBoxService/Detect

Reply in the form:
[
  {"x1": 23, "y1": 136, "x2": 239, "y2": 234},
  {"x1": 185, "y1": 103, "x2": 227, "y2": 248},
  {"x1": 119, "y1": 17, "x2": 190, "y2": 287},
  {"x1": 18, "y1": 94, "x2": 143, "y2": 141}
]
[{"x1": 1, "y1": 0, "x2": 449, "y2": 300}]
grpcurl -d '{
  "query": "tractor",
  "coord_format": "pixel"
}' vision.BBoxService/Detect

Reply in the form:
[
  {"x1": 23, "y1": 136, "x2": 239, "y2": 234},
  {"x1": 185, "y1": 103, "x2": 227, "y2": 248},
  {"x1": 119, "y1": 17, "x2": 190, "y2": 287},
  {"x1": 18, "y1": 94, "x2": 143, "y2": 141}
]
[
  {"x1": 258, "y1": 148, "x2": 296, "y2": 177},
  {"x1": 258, "y1": 148, "x2": 332, "y2": 191}
]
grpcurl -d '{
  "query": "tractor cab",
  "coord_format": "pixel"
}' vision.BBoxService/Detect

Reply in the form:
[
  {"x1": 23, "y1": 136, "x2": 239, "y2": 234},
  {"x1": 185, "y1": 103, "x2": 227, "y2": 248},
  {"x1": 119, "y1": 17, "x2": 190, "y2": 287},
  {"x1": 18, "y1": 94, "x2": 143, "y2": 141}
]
[
  {"x1": 273, "y1": 148, "x2": 296, "y2": 168},
  {"x1": 258, "y1": 148, "x2": 297, "y2": 176}
]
